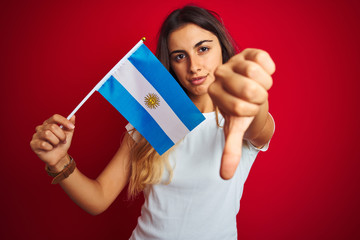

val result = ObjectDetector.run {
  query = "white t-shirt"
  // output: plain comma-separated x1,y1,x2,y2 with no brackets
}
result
128,112,269,240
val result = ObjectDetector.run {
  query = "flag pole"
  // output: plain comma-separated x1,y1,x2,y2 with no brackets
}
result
66,38,146,120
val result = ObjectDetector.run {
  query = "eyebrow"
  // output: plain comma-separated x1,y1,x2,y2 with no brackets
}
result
169,39,213,56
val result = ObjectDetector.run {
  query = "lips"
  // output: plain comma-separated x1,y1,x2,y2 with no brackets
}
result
190,75,208,85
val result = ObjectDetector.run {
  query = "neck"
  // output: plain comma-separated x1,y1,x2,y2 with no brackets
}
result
190,94,214,113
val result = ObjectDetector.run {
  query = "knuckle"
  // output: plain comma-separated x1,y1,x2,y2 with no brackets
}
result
255,89,269,104
44,130,52,137
214,66,222,77
243,48,259,58
35,125,42,132
52,114,60,121
40,141,48,149
208,82,221,96
231,100,259,117
253,49,268,62
42,132,51,142
232,101,245,116
231,53,243,62
244,62,260,78
243,82,258,100
266,76,274,90
49,124,58,131
208,83,216,96
214,65,229,78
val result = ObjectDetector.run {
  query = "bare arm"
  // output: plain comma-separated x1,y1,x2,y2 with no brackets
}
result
58,134,132,215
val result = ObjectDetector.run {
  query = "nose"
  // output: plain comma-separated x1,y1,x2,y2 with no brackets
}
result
188,55,201,74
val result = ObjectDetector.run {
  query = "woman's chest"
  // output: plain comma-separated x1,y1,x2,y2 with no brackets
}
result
165,123,229,190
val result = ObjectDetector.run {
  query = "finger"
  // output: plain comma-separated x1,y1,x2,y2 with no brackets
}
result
209,82,260,117
34,124,67,146
220,124,244,180
220,116,254,180
40,129,61,146
35,124,43,132
31,130,59,149
241,48,276,76
69,115,76,126
214,65,268,104
30,139,54,152
44,114,75,130
230,60,273,90
42,123,67,142
220,133,243,180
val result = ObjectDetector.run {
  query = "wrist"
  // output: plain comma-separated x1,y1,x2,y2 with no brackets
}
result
47,155,71,173
45,155,76,184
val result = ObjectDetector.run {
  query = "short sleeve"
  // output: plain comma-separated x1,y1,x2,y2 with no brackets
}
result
247,139,270,152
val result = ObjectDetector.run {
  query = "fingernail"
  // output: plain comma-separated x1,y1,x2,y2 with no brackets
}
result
68,123,75,129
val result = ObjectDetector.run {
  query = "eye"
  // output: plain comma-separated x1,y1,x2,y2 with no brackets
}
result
174,53,186,62
199,46,209,53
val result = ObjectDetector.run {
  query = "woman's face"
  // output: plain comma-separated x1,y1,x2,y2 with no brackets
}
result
167,23,223,99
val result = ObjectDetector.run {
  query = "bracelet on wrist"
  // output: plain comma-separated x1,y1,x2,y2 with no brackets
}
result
45,155,76,184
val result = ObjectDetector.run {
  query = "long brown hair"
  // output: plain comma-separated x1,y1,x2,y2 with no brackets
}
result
127,5,238,198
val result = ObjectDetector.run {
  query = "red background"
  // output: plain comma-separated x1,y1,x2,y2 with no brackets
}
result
1,0,360,239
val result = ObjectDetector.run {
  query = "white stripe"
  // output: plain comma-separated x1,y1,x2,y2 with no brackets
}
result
112,59,190,143
67,40,144,120
95,40,144,91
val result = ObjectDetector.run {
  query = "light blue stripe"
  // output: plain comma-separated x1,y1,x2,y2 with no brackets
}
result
98,76,174,155
128,44,205,131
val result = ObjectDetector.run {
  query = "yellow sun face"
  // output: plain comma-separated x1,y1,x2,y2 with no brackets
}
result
144,93,160,109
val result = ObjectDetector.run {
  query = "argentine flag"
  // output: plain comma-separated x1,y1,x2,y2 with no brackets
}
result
68,39,205,155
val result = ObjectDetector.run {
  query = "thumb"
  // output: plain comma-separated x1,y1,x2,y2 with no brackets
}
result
64,115,76,142
220,116,254,180
69,115,76,126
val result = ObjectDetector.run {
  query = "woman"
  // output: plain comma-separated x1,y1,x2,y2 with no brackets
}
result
30,5,275,239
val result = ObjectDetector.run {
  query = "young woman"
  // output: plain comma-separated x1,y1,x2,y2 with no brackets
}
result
30,5,275,239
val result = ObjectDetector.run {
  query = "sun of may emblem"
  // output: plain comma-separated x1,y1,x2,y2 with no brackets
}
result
144,93,160,109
